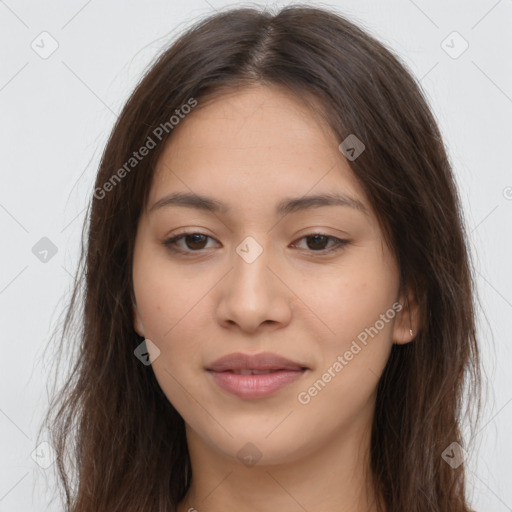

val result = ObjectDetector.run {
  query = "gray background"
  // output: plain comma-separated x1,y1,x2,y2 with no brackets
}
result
0,0,511,510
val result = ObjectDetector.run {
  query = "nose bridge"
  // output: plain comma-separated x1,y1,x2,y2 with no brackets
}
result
216,233,291,331
231,234,273,297
235,234,266,267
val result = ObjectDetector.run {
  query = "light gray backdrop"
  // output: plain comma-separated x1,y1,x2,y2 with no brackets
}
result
0,0,511,510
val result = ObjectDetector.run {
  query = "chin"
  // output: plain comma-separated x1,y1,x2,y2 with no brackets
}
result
196,420,313,467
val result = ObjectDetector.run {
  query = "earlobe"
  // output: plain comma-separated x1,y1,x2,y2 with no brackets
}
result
132,303,145,337
392,290,420,345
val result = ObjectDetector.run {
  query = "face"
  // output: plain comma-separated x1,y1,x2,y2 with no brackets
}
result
132,84,415,466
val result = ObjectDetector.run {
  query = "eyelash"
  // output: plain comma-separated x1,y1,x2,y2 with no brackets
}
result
163,231,350,256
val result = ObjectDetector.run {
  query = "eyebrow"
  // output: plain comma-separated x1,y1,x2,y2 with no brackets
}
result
149,191,368,216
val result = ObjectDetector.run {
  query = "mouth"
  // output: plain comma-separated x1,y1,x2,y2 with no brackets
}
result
218,369,299,375
206,352,309,399
207,368,307,399
206,351,308,373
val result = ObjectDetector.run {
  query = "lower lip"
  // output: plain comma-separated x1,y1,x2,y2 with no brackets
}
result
207,369,306,399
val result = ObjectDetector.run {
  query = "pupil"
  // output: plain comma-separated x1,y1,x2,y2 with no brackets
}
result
308,235,327,250
187,234,206,249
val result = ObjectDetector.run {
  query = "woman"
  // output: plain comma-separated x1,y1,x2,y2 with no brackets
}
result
40,5,482,511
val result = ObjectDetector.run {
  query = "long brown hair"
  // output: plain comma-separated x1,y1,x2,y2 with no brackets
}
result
39,4,482,511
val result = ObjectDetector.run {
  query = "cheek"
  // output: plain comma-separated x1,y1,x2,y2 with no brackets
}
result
136,285,209,368
133,260,209,413
132,248,213,390
133,246,205,341
295,264,398,419
302,247,399,348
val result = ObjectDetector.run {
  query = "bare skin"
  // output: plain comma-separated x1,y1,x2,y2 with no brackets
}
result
132,84,419,512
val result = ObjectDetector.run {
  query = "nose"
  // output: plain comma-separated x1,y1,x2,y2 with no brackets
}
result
214,237,292,334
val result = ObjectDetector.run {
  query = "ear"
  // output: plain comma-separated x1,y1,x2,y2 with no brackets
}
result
392,286,420,345
132,302,145,337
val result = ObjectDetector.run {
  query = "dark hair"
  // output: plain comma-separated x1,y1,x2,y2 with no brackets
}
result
39,4,482,511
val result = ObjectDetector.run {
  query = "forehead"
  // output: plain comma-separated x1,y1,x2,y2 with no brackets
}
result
148,85,371,218
158,85,335,164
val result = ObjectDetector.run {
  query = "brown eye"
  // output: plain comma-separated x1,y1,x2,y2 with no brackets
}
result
163,232,217,254
293,233,350,254
182,233,208,250
305,234,329,251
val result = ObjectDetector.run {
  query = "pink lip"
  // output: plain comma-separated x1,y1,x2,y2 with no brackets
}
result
206,352,308,399
208,369,306,399
206,351,307,372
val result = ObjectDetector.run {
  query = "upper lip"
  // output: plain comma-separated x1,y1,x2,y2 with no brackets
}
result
206,352,308,372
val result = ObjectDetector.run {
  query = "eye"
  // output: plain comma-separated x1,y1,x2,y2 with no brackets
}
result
163,232,218,253
291,233,350,254
163,232,350,255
